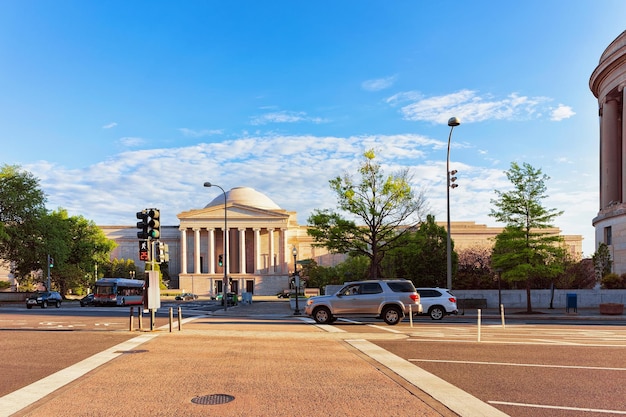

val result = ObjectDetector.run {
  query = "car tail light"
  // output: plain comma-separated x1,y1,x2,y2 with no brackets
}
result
449,297,456,303
410,293,420,303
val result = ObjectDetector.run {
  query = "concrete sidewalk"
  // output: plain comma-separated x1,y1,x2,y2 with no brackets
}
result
3,299,509,417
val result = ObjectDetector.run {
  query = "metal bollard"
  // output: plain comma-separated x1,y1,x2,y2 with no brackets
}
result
169,307,173,332
178,306,182,331
500,304,506,328
409,305,413,327
138,307,143,331
129,307,134,331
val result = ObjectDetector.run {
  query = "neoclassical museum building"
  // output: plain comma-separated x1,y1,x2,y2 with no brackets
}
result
590,30,626,274
98,186,582,296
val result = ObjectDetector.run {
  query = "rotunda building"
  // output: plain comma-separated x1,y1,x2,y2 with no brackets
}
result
590,30,626,273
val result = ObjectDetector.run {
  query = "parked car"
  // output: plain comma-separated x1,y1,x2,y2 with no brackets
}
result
304,279,422,325
415,288,458,320
26,291,62,309
175,293,198,301
80,293,95,307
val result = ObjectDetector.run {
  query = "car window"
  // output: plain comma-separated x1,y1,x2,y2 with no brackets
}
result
340,284,361,296
418,289,441,298
361,283,383,294
387,281,416,293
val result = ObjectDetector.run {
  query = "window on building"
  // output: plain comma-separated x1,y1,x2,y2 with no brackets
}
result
605,226,612,245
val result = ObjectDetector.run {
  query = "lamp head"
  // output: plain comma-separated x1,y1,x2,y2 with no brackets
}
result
292,246,297,256
447,117,460,127
203,182,212,188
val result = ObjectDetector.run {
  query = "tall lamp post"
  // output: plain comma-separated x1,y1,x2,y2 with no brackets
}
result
446,117,461,290
292,246,301,315
204,182,228,311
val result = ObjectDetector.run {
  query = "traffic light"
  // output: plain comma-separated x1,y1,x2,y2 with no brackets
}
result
139,240,149,261
148,209,160,239
449,170,458,189
218,254,223,267
136,211,149,239
48,255,54,268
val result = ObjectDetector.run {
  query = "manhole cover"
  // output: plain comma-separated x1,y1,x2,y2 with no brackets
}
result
191,394,235,405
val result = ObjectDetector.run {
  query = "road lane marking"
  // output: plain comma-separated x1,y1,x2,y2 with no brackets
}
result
489,400,626,414
0,332,159,417
347,339,508,417
410,358,626,371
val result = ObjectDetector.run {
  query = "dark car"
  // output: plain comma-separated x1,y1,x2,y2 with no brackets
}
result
26,291,62,309
80,293,95,307
175,293,198,301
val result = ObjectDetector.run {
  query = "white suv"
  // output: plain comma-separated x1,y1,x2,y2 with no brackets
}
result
304,279,422,325
415,288,458,320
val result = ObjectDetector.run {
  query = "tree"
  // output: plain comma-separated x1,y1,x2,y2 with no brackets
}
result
44,209,116,295
307,149,428,279
455,246,494,289
489,162,566,313
382,214,451,287
0,164,47,278
592,242,612,285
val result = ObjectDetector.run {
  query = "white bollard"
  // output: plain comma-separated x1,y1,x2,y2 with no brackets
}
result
409,305,413,327
500,304,506,328
477,309,482,342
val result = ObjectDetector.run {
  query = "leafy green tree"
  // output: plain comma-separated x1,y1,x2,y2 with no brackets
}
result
489,162,566,312
0,164,47,278
307,149,428,279
47,209,116,295
382,214,451,287
592,242,612,285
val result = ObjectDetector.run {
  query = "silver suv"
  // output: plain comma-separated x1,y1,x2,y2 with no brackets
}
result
415,288,458,320
304,279,422,325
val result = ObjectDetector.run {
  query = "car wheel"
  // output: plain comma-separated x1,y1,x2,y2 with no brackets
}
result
429,306,445,320
55,301,61,308
313,307,332,324
383,306,402,325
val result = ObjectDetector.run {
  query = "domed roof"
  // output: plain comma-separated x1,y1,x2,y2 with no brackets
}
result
205,187,282,210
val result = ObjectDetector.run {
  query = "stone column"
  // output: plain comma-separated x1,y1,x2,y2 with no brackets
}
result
193,228,201,274
180,228,187,274
208,228,215,274
239,228,246,274
253,228,261,272
268,228,275,272
281,228,288,274
601,96,620,208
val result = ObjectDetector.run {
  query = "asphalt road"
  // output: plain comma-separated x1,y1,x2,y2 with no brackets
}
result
2,302,626,416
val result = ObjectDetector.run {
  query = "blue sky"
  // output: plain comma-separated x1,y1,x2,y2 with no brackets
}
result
1,1,625,256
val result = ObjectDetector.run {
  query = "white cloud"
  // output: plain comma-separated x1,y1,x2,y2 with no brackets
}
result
178,128,223,138
25,131,596,256
249,111,328,126
550,104,576,121
362,75,397,92
102,122,117,129
118,137,146,147
387,89,557,124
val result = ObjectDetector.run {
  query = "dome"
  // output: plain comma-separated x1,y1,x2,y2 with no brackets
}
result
204,187,282,210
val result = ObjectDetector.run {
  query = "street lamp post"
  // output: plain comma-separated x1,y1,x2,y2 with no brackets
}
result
446,117,460,290
292,246,301,315
204,182,228,311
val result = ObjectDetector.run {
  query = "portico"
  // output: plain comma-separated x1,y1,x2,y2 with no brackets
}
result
176,187,296,296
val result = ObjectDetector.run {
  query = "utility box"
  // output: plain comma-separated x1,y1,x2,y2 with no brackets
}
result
566,293,577,313
144,270,161,310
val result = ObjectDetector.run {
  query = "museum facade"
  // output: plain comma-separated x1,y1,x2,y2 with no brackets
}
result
100,186,582,296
